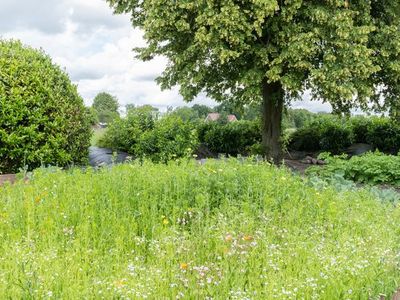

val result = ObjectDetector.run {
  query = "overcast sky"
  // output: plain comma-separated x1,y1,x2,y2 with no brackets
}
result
0,0,331,112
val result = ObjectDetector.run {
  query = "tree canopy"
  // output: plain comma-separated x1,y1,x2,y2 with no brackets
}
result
107,0,400,161
92,92,120,123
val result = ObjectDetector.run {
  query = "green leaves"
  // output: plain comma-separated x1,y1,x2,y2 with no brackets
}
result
307,151,400,186
0,40,91,173
106,0,400,113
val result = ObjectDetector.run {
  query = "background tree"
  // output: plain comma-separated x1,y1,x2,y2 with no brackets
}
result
92,92,120,123
106,1,400,163
170,106,200,122
85,107,99,126
125,103,136,113
191,104,212,119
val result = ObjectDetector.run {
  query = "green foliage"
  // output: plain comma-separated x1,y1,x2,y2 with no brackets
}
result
365,117,400,153
100,107,197,162
135,115,198,163
289,127,322,152
191,104,213,119
290,115,400,153
92,92,119,123
1,160,400,298
107,0,400,118
85,107,99,126
319,122,354,153
307,151,400,186
170,106,201,122
0,39,91,173
350,116,370,143
99,105,155,153
283,108,317,129
289,115,353,153
198,120,261,156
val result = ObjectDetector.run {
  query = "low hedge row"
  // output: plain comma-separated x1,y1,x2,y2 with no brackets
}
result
289,116,400,154
197,121,261,156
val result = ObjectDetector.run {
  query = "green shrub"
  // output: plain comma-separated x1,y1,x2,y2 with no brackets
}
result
289,116,353,153
0,40,91,173
366,117,400,153
289,127,322,151
98,106,155,153
100,110,197,162
307,151,400,186
198,120,261,156
350,116,370,143
135,115,198,163
319,122,354,153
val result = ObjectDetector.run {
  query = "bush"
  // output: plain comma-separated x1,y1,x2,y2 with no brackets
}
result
98,106,155,153
99,110,197,162
366,117,400,153
350,116,370,143
0,40,91,173
319,122,353,153
289,127,321,151
135,115,198,163
198,120,261,156
289,116,353,153
307,151,400,186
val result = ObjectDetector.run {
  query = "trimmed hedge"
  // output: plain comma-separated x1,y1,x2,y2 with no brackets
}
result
289,116,353,153
198,120,261,156
0,40,91,173
289,115,400,154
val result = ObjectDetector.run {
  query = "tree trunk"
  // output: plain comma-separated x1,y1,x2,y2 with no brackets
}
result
261,79,284,164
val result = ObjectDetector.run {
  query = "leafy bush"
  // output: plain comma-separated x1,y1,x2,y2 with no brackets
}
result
289,127,322,151
135,115,198,163
365,117,400,153
99,106,155,153
289,116,354,153
291,115,400,154
92,92,120,123
100,109,197,162
350,116,370,143
198,120,261,156
319,122,354,153
307,151,400,186
0,40,91,173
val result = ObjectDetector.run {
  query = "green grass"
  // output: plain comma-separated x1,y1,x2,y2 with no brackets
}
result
0,159,400,299
91,128,106,146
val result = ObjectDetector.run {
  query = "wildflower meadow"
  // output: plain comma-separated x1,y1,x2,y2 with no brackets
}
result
0,159,399,299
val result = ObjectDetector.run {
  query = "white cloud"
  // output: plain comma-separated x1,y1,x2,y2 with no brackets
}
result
0,0,329,112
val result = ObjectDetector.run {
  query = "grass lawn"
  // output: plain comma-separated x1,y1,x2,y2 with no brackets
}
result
0,159,399,299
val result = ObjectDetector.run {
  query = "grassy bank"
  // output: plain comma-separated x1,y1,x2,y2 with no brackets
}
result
0,160,399,299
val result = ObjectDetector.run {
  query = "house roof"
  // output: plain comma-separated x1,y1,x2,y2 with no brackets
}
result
205,113,238,122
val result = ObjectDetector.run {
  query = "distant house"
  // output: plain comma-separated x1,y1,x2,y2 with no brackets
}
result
205,113,238,122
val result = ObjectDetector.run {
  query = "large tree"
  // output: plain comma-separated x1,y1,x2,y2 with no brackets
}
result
92,92,120,123
106,0,400,163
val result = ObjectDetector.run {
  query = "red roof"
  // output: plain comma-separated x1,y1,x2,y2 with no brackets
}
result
205,113,238,122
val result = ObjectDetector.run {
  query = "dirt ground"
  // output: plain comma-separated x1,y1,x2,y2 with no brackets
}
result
284,159,313,174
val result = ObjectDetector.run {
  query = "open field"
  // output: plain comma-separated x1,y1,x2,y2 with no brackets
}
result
0,160,400,299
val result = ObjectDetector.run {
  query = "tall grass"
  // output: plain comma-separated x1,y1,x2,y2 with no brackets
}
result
0,159,399,299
